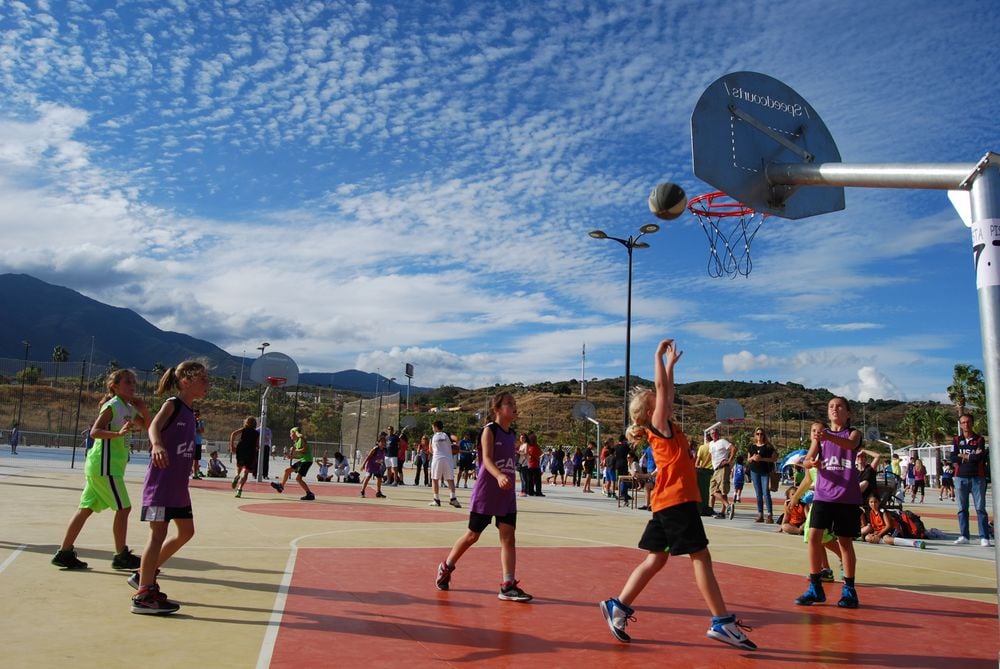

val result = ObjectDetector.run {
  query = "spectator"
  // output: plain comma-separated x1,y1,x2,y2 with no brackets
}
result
614,436,631,501
855,448,882,499
191,409,205,480
911,457,926,503
413,435,431,486
776,486,807,535
332,452,350,482
695,438,715,516
207,451,228,478
951,413,990,546
458,430,476,489
396,429,409,484
570,447,583,486
526,433,543,497
316,457,332,482
940,461,955,501
582,442,597,493
731,455,746,504
707,428,734,520
860,493,901,545
9,423,20,455
747,427,777,523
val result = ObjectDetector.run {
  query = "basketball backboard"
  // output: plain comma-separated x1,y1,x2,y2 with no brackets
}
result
715,398,745,423
692,71,844,219
248,352,299,387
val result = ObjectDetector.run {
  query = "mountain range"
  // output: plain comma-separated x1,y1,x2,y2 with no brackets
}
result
0,273,425,394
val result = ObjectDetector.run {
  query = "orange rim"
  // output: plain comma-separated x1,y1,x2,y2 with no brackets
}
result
687,191,759,218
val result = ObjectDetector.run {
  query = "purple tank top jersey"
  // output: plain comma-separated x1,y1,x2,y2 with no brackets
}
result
469,423,517,517
814,427,862,505
143,397,195,508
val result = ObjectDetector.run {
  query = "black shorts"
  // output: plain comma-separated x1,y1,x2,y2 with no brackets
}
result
468,511,517,533
638,501,709,556
140,505,194,522
293,461,313,477
458,454,475,471
942,478,954,489
193,443,203,460
809,500,862,538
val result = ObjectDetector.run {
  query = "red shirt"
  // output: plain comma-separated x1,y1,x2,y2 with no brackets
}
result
527,444,541,468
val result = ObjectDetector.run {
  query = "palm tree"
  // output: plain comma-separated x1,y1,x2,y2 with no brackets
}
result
51,345,69,388
948,364,983,418
898,407,923,450
920,405,952,446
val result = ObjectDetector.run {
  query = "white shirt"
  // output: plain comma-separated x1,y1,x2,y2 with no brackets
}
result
709,438,733,469
431,431,452,460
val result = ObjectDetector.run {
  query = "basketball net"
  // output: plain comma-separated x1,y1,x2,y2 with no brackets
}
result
688,191,767,278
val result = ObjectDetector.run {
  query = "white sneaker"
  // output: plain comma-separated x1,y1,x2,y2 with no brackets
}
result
954,536,969,545
981,538,991,547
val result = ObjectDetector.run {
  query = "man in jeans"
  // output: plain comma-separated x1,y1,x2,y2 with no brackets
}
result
951,413,991,546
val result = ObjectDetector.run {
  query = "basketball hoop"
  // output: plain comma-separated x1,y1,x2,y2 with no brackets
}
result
688,191,767,278
266,376,287,388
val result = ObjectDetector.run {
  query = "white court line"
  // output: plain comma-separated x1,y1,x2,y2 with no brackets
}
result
255,542,298,669
0,545,26,575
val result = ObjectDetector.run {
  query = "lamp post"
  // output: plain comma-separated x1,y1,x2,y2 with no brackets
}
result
588,223,660,432
15,340,30,432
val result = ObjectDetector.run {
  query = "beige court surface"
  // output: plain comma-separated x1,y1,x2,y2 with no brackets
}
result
2,448,997,668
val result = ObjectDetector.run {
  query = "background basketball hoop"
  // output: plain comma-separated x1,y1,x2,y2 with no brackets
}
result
688,191,767,279
266,376,287,388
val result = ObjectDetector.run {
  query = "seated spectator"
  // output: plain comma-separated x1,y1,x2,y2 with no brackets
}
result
333,452,350,482
860,493,901,545
316,457,333,482
207,451,228,478
777,486,807,534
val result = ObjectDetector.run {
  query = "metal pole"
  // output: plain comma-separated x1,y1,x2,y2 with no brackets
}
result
766,162,974,190
15,340,30,431
624,245,634,434
70,361,86,469
966,164,1000,615
256,386,270,482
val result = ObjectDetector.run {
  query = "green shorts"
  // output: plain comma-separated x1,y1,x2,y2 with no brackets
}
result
79,474,131,512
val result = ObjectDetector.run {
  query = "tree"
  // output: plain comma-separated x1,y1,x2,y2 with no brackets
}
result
51,345,69,387
948,364,984,418
16,366,42,385
920,405,953,446
898,408,923,449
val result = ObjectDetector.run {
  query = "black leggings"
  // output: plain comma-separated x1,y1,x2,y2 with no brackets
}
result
414,456,430,485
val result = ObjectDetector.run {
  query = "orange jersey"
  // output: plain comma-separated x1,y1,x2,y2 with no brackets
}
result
867,507,895,534
784,500,806,526
647,423,701,512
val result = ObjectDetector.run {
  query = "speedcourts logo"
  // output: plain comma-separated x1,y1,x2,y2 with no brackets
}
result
724,82,810,119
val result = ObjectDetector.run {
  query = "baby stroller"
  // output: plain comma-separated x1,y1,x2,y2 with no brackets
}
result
878,469,905,513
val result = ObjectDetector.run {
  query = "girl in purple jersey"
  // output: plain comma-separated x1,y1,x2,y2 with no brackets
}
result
434,391,531,602
796,396,863,610
131,361,210,615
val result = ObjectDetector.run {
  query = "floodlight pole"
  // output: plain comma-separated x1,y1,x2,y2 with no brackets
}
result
766,153,1000,608
589,224,660,433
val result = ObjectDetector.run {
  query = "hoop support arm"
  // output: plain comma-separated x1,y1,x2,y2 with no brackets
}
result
766,162,977,190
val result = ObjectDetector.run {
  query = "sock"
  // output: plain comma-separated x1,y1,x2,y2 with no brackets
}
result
809,573,822,586
434,495,440,501
503,574,514,584
844,577,855,588
711,614,735,624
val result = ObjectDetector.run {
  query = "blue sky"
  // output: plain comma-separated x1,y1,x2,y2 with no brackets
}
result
1,0,997,400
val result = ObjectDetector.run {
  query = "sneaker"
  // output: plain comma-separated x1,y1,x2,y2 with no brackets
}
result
435,562,454,590
713,512,726,519
359,490,366,498
429,499,441,506
131,585,180,615
111,546,141,571
599,598,635,642
707,615,757,650
270,482,284,494
954,536,970,545
51,548,88,570
127,568,161,590
375,492,386,498
837,584,859,609
981,538,991,547
301,492,315,501
498,580,532,602
726,504,735,520
234,489,242,498
819,568,835,582
449,498,462,509
794,583,826,605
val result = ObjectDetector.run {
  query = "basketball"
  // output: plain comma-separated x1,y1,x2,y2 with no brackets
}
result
648,182,687,220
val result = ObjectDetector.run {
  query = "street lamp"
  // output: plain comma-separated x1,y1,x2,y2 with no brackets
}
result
589,223,660,432
16,340,31,432
257,342,270,357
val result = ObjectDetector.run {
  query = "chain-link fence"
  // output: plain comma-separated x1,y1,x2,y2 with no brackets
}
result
341,392,400,470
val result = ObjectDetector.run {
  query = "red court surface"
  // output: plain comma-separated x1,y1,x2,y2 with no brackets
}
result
269,546,998,669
